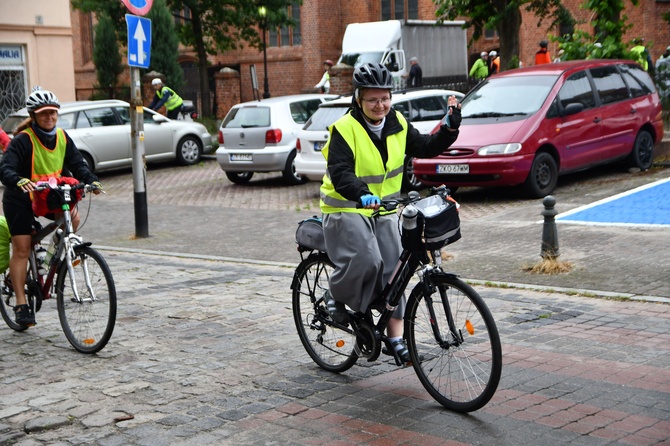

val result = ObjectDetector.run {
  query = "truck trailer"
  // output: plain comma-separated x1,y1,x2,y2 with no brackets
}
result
337,20,468,90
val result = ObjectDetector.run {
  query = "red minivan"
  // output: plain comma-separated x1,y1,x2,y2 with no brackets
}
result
413,60,664,197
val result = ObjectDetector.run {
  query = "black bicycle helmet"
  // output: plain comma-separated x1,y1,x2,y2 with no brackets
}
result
26,88,60,112
352,63,394,90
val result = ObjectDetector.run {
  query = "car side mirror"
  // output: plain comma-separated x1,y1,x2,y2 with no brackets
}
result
562,102,584,117
152,114,169,123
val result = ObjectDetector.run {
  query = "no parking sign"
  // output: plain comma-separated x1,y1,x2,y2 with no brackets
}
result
121,0,153,16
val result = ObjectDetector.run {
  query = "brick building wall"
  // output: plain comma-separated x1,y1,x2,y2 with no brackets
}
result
70,0,670,118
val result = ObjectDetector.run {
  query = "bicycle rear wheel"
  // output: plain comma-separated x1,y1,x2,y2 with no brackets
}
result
406,274,502,412
56,246,116,353
292,253,358,372
0,273,27,331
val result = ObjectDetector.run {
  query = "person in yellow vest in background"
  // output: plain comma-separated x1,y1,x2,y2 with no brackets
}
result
630,38,651,71
0,88,102,327
319,62,461,364
469,52,489,81
149,78,184,119
315,60,334,93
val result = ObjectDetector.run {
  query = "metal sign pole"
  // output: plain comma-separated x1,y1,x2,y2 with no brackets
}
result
129,67,149,238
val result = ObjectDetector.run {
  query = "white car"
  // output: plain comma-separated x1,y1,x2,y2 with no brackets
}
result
294,89,464,190
216,94,338,185
1,99,213,173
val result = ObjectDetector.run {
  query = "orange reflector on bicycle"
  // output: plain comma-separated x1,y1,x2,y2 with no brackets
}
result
336,340,345,348
83,338,95,345
72,259,81,267
465,320,474,335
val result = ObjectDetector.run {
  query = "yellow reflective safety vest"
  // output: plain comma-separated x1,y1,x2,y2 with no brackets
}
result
320,111,407,216
157,86,184,111
22,127,66,181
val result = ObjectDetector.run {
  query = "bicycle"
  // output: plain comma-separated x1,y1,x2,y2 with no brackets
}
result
291,186,502,412
0,180,117,354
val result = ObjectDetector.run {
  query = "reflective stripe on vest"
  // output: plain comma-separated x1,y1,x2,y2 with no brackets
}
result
320,111,407,216
23,128,66,181
157,86,184,111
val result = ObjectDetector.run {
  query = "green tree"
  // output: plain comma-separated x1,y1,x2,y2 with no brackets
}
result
146,0,184,92
555,0,639,62
433,0,567,72
171,0,300,116
93,13,123,99
73,0,300,117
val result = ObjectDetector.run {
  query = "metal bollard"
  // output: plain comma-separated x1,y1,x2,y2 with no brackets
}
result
541,195,559,259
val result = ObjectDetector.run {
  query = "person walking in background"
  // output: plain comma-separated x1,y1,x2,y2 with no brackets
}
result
535,40,551,65
656,46,670,71
630,38,651,72
148,78,184,120
469,52,489,81
488,51,500,76
406,57,423,87
315,60,334,94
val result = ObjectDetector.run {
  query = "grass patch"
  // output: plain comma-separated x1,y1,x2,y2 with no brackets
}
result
523,257,573,275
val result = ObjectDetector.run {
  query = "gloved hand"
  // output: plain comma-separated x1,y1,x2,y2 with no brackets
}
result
17,178,31,188
91,181,104,195
447,105,461,130
360,194,381,208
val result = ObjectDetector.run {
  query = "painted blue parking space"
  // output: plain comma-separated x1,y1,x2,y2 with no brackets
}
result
556,177,670,227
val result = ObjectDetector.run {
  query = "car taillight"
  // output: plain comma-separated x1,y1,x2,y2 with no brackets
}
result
218,130,224,144
296,139,302,153
265,129,282,144
191,111,198,119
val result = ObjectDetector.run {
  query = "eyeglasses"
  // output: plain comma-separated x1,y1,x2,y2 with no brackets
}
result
362,97,391,106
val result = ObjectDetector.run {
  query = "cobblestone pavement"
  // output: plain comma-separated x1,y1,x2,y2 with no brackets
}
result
0,252,668,445
0,157,669,445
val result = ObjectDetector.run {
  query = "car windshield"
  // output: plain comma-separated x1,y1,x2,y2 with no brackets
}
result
338,52,385,68
222,107,270,128
462,75,559,118
303,106,350,131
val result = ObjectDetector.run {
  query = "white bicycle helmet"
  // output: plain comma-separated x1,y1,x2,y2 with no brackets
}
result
26,89,60,113
151,78,163,86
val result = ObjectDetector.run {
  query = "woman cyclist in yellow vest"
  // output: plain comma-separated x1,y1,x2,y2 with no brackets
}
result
320,62,461,363
149,78,184,119
0,88,102,327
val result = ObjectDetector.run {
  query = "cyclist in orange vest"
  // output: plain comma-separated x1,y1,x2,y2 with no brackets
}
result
0,88,102,327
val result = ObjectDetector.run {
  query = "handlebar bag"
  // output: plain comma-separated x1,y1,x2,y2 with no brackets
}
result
295,216,326,252
32,176,84,217
415,194,461,250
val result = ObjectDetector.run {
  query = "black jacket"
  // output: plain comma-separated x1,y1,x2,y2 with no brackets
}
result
0,125,98,204
326,106,458,202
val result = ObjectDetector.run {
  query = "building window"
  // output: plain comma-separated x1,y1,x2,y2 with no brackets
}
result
381,0,418,20
82,13,94,64
268,3,301,47
484,26,498,39
173,6,192,27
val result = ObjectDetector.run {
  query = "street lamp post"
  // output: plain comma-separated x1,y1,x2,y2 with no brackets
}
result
259,5,270,99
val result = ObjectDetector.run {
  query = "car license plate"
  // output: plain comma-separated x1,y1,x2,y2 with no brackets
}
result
314,141,326,151
230,154,252,162
437,164,469,174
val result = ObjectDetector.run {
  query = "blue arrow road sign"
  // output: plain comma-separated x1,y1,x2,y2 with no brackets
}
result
126,14,151,69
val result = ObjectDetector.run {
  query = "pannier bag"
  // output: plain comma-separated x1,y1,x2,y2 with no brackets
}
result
295,216,326,252
32,176,84,217
411,194,461,250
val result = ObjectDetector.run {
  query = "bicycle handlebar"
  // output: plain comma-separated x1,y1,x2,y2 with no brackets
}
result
33,182,103,194
371,185,453,216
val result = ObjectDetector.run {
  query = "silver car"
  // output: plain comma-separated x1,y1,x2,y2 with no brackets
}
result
216,94,338,185
1,99,213,173
295,89,465,190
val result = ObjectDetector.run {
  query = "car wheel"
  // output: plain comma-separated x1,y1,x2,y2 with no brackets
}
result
225,171,254,184
176,136,202,166
524,152,557,198
81,152,95,173
627,130,654,170
402,156,424,191
283,150,307,185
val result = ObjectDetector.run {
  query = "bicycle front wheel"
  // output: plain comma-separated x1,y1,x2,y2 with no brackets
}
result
0,273,28,332
292,253,358,372
56,246,116,353
406,274,502,412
